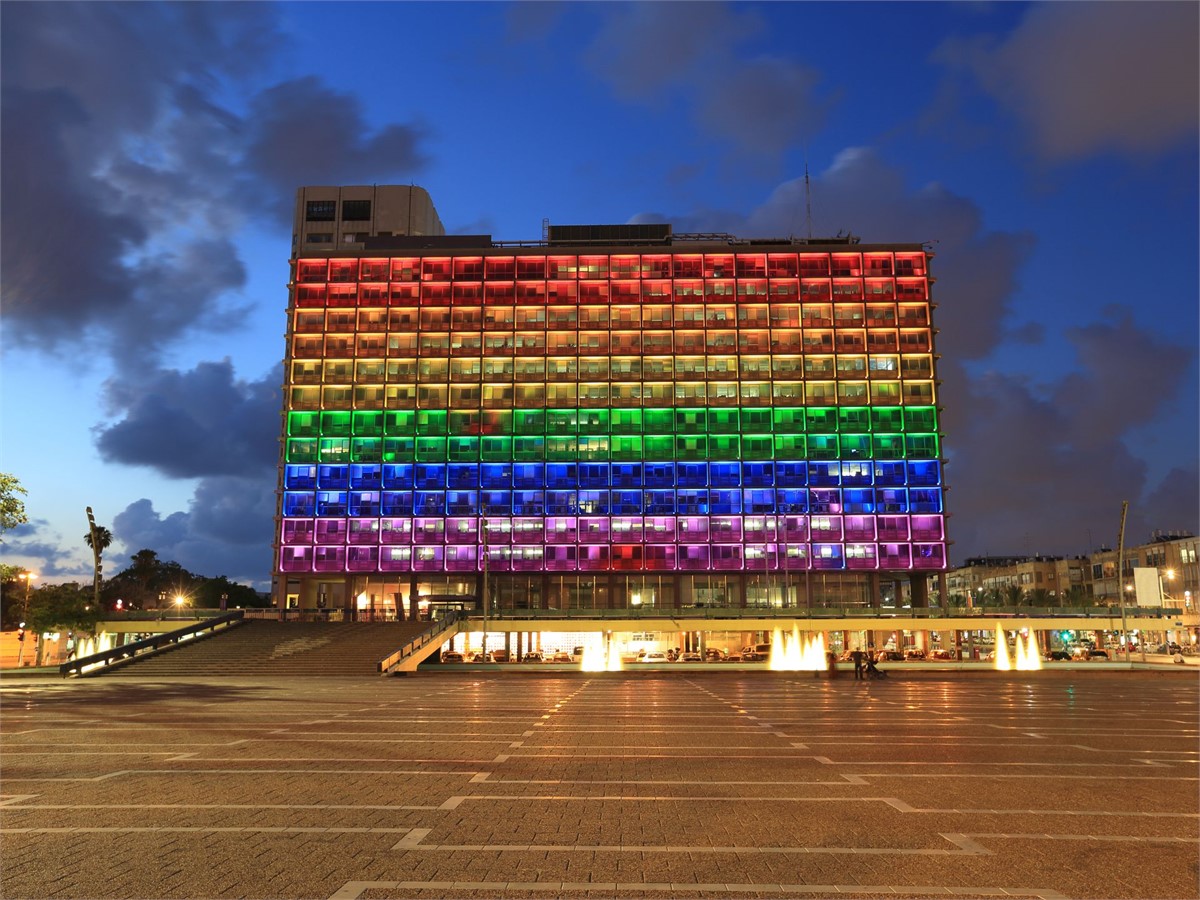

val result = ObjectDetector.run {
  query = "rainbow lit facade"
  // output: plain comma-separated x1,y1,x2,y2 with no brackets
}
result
274,237,946,605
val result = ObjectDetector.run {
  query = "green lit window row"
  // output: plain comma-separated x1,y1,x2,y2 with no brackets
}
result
287,406,939,439
285,433,940,464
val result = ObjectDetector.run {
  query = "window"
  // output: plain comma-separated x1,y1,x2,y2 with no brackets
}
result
305,233,333,244
306,200,336,221
342,199,371,221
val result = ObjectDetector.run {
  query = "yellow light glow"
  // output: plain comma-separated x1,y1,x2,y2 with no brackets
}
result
581,639,623,672
993,627,1012,670
768,625,827,671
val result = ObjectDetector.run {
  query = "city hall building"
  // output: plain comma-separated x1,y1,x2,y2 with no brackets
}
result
272,186,947,622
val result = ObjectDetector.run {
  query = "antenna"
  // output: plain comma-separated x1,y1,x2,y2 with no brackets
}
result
804,156,813,240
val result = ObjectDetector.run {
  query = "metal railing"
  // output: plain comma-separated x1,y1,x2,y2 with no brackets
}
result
60,611,245,678
377,611,460,675
461,604,1188,621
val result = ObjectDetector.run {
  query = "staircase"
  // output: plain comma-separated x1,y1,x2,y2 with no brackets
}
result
101,620,449,677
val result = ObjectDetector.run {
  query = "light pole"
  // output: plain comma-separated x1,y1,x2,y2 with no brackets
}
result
16,572,36,666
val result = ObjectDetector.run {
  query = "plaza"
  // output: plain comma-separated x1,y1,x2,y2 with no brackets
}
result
1,670,1196,900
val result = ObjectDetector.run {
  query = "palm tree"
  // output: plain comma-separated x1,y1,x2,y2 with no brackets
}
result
1027,587,1053,609
1002,584,1026,608
84,508,113,610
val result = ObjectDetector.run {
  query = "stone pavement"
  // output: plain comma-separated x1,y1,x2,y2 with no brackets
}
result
1,670,1196,900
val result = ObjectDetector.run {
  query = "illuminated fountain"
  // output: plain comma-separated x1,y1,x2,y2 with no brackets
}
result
581,638,623,672
1014,629,1043,671
993,627,1043,671
769,625,827,671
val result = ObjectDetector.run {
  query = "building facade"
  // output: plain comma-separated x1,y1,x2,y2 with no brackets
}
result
272,189,948,616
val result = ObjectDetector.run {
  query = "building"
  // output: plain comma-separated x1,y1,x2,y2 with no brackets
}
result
272,187,948,619
943,555,1088,605
1085,530,1198,610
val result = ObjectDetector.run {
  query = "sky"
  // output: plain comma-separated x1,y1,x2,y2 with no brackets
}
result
1,1,1197,590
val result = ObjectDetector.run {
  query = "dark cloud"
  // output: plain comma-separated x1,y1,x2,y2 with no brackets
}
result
96,361,281,479
0,5,430,353
112,477,275,587
241,77,429,220
584,3,822,158
504,1,566,43
939,3,1199,160
0,520,83,579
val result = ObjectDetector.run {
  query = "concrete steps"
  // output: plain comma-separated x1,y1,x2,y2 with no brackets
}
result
101,620,441,676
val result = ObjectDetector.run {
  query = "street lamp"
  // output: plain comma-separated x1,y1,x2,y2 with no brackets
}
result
16,572,36,666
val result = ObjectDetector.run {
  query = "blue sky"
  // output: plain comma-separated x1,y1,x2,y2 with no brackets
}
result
2,1,1196,588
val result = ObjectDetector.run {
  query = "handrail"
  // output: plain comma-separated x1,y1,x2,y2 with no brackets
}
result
60,611,245,678
378,611,459,675
457,604,1190,621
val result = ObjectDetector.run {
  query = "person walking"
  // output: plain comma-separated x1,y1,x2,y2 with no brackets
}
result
865,653,886,679
850,648,865,680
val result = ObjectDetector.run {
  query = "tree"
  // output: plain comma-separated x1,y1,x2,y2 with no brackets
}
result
1027,588,1054,608
0,472,28,538
1002,585,1026,607
84,508,112,610
1062,585,1090,607
24,582,100,666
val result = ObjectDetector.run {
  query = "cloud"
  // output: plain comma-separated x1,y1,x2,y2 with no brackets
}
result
583,3,823,158
0,519,86,579
95,361,281,479
940,3,1199,159
113,478,276,588
0,5,430,355
241,77,429,221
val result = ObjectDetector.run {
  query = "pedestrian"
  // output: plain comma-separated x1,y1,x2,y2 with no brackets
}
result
850,648,865,680
865,654,886,679
826,650,838,678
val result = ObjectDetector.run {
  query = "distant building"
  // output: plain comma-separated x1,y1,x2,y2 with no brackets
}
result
273,187,948,616
937,531,1197,612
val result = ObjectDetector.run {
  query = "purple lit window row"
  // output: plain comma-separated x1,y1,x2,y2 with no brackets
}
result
280,514,945,546
279,542,946,574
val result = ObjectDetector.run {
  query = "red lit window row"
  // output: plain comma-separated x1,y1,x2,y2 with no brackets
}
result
295,252,928,285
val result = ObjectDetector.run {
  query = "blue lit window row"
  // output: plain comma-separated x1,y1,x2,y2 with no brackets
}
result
282,486,943,518
284,460,941,491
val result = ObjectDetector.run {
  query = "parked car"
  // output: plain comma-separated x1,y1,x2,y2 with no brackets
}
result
704,648,725,662
723,650,743,662
741,643,771,662
678,651,702,663
1085,649,1110,661
572,646,586,662
928,648,955,660
440,650,464,664
904,648,927,660
642,650,669,663
550,650,572,663
522,651,544,663
877,650,905,662
488,649,509,663
1046,650,1072,661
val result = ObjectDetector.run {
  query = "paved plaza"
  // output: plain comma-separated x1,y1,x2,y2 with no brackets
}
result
1,670,1196,900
